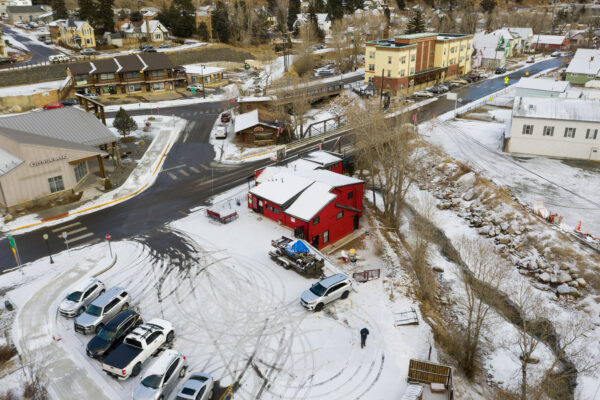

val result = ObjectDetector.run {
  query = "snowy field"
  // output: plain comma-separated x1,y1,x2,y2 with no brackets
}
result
427,111,600,237
2,185,438,400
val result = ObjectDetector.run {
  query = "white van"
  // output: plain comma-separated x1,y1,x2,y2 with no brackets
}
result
49,54,70,63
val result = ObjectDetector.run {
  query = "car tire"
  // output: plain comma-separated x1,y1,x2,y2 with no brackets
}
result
166,331,174,344
95,324,103,334
341,291,349,300
121,303,129,311
314,303,324,312
179,366,187,379
209,389,214,398
132,363,142,377
99,289,105,296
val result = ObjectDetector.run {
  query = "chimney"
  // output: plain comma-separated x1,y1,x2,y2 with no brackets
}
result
145,18,151,41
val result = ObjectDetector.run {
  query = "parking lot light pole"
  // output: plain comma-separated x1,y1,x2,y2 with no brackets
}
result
201,64,206,99
42,233,54,264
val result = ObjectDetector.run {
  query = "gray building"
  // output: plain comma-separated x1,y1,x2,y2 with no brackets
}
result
6,5,48,22
514,77,570,98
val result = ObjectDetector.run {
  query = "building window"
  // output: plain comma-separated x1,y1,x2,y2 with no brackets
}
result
74,74,88,85
459,57,463,62
323,230,330,244
155,33,161,40
443,48,447,55
410,68,414,74
74,161,88,182
387,70,391,77
153,82,165,90
151,70,164,77
451,47,455,53
128,83,142,92
48,176,64,193
348,191,353,199
410,55,415,61
85,38,92,45
100,73,115,80
388,56,392,64
522,124,533,135
400,70,405,77
564,127,576,138
126,71,140,78
369,52,375,59
586,129,598,139
368,64,375,71
336,211,344,220
313,216,319,225
368,77,374,84
543,126,554,136
401,56,406,64
265,204,280,214
400,83,404,89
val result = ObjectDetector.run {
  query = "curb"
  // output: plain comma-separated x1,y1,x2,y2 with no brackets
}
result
92,254,118,278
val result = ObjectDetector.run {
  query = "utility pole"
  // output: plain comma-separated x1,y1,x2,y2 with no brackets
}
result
550,0,557,35
379,68,384,108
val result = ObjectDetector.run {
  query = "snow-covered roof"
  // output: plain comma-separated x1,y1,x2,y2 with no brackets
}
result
565,48,600,76
0,147,23,177
250,171,314,206
50,19,90,30
514,77,570,93
295,168,362,188
473,29,517,52
508,27,533,40
284,182,336,221
234,109,259,133
183,65,224,76
513,96,600,122
301,150,341,167
532,34,566,45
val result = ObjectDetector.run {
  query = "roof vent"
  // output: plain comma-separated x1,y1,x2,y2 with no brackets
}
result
529,104,535,111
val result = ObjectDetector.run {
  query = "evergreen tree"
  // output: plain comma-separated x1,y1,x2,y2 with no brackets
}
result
480,0,496,13
287,0,300,32
113,108,137,137
172,0,196,37
78,0,96,24
405,9,425,34
130,10,143,22
197,21,209,41
212,1,231,43
309,6,324,41
345,0,363,13
384,7,391,25
327,0,344,21
96,0,115,35
395,0,405,10
52,0,68,19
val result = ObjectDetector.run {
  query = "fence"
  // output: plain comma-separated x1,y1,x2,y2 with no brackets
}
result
206,209,239,224
408,359,453,400
301,115,347,139
352,269,380,283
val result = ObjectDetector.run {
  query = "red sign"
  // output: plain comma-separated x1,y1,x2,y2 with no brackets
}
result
105,234,111,240
231,99,236,103
254,126,264,132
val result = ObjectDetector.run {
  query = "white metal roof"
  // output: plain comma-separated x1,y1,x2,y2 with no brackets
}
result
565,48,600,76
284,182,336,221
234,109,260,133
513,96,600,122
295,168,362,188
301,150,342,167
250,171,314,206
183,65,224,76
532,34,566,45
514,77,570,93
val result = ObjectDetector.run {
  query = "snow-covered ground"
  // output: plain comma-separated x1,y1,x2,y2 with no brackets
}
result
3,184,437,399
427,109,600,237
0,116,186,234
0,79,66,98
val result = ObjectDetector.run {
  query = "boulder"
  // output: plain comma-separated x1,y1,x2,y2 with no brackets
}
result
437,202,452,210
457,172,476,189
4,214,14,222
500,222,509,232
538,272,551,283
462,189,477,201
576,278,587,288
451,198,461,207
497,236,511,245
557,284,571,295
433,266,444,273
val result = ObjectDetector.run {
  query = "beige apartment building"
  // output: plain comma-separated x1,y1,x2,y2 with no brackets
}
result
365,32,474,96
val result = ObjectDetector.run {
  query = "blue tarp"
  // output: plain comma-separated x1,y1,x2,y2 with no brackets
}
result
286,240,310,257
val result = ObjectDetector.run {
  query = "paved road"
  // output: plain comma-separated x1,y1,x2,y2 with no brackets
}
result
0,25,59,67
0,58,562,270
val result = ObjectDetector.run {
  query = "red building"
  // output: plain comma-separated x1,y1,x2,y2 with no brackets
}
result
531,35,569,51
249,152,363,249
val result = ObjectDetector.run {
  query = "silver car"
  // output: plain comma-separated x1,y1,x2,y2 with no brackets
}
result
300,274,353,311
133,349,187,400
58,278,105,318
74,287,130,334
175,372,214,400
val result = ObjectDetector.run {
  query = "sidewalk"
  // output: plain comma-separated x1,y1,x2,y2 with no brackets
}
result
2,116,186,234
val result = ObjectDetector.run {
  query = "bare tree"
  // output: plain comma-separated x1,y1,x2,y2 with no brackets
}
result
456,237,508,377
351,102,422,231
330,19,348,73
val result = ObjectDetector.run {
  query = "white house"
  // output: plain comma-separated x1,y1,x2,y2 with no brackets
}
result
507,96,600,161
294,13,331,35
514,77,570,98
121,20,169,42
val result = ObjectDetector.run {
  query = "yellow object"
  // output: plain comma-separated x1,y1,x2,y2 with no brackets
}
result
349,249,356,256
504,77,509,84
525,71,529,76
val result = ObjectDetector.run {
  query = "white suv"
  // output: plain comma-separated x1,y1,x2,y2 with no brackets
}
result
300,274,352,311
215,125,227,139
59,278,105,318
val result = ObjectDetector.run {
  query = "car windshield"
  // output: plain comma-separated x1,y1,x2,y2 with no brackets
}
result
310,283,327,296
141,374,163,389
66,291,82,302
86,304,103,316
97,327,116,341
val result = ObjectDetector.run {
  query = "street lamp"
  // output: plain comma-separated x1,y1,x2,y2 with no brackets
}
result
42,233,54,264
201,64,206,99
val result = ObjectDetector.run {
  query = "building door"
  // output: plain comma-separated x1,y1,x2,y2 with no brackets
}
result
591,147,600,161
312,235,319,248
353,214,359,230
257,199,263,214
294,226,304,239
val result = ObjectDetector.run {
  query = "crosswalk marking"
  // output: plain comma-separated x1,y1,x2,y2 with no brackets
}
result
189,166,200,173
51,222,80,232
198,164,210,171
168,172,178,180
65,227,87,236
179,169,189,177
66,232,93,244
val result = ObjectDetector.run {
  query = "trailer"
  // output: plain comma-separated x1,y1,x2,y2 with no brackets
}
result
269,236,325,278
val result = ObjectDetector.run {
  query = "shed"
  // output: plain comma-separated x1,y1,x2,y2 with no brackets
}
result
233,108,286,145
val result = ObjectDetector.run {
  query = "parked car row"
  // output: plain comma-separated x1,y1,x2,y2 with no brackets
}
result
58,279,214,399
